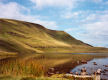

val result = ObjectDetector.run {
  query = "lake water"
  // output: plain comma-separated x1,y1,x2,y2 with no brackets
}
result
71,57,108,79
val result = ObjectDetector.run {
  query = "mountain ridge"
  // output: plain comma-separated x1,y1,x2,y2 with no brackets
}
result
0,18,108,55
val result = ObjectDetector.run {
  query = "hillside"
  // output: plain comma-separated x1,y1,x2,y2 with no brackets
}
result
0,18,108,55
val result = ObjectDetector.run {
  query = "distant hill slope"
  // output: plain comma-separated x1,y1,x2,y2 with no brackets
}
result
0,18,108,55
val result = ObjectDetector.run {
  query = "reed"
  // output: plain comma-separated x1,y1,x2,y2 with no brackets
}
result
0,59,44,77
0,53,101,77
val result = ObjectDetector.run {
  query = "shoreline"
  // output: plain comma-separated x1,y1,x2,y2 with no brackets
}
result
47,55,108,76
47,58,92,76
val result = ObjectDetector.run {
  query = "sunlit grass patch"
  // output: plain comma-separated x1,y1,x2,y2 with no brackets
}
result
0,76,21,80
0,59,44,77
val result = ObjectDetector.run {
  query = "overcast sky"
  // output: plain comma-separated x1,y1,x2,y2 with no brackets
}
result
0,0,108,47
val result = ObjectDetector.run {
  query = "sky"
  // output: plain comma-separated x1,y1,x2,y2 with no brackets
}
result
0,0,108,47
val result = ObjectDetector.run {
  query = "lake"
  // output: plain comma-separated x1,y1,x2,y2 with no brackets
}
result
71,57,108,79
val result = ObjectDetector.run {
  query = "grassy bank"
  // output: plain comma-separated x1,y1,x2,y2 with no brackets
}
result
0,76,68,80
0,53,106,77
0,75,94,80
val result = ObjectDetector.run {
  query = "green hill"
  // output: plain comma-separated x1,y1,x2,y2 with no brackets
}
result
0,18,108,56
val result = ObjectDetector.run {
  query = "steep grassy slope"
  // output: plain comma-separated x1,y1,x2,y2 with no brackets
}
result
0,18,108,55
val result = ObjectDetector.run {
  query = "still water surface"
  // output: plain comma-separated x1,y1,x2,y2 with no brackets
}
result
71,56,108,79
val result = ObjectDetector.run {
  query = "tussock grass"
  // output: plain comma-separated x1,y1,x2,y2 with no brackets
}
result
0,53,102,77
0,59,44,77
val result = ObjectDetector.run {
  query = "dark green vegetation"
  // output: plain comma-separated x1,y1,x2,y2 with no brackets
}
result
0,18,108,80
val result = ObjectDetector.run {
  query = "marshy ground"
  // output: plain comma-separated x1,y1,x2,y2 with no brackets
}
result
0,53,108,80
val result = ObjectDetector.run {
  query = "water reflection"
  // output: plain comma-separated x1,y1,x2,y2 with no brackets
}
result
71,58,108,79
